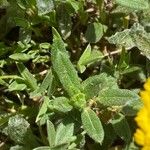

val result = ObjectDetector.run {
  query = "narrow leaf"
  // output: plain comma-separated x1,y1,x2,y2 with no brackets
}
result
36,0,54,15
47,120,56,147
16,63,37,91
115,0,149,10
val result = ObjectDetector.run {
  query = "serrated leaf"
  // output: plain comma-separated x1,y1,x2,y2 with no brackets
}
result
48,97,73,113
17,63,37,91
81,108,104,144
36,0,54,15
55,121,74,145
97,88,140,107
85,22,107,43
47,120,56,147
51,28,81,96
110,113,131,143
115,0,149,10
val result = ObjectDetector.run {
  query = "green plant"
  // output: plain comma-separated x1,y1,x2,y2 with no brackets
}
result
0,0,150,149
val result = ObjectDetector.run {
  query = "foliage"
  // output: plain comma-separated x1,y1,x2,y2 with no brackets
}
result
0,0,149,149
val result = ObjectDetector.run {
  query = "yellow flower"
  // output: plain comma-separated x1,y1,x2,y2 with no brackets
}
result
134,78,150,150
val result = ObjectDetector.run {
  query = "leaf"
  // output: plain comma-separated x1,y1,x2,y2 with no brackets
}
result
106,29,135,49
36,96,49,123
47,120,56,147
130,23,150,60
77,44,104,73
70,92,86,109
48,97,73,113
39,43,51,49
10,145,29,150
31,70,53,98
14,17,30,28
8,80,27,91
97,88,140,107
51,143,69,150
110,113,131,143
55,121,74,145
57,3,72,39
122,98,143,116
0,0,9,8
115,0,149,10
81,108,104,144
33,147,51,150
51,28,81,96
9,53,32,62
16,63,37,91
36,0,54,15
0,113,12,127
85,22,107,43
82,73,118,99
6,115,38,147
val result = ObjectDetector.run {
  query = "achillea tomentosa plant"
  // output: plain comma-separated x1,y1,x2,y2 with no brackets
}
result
0,0,150,149
134,78,150,150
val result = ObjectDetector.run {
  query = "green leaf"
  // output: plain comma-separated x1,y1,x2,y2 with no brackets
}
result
9,53,32,62
130,23,150,60
6,115,38,147
122,98,143,116
97,88,140,107
51,143,69,150
36,96,49,123
47,120,56,147
36,0,54,15
85,22,107,43
57,3,72,39
48,97,73,113
81,108,104,144
110,113,131,143
55,121,74,145
16,63,37,91
8,80,27,91
70,93,86,109
82,73,118,99
39,43,51,49
77,44,104,73
14,17,30,28
10,145,29,150
51,28,81,96
0,0,9,8
33,147,51,150
31,70,53,98
115,0,149,10
0,113,12,127
106,29,135,49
